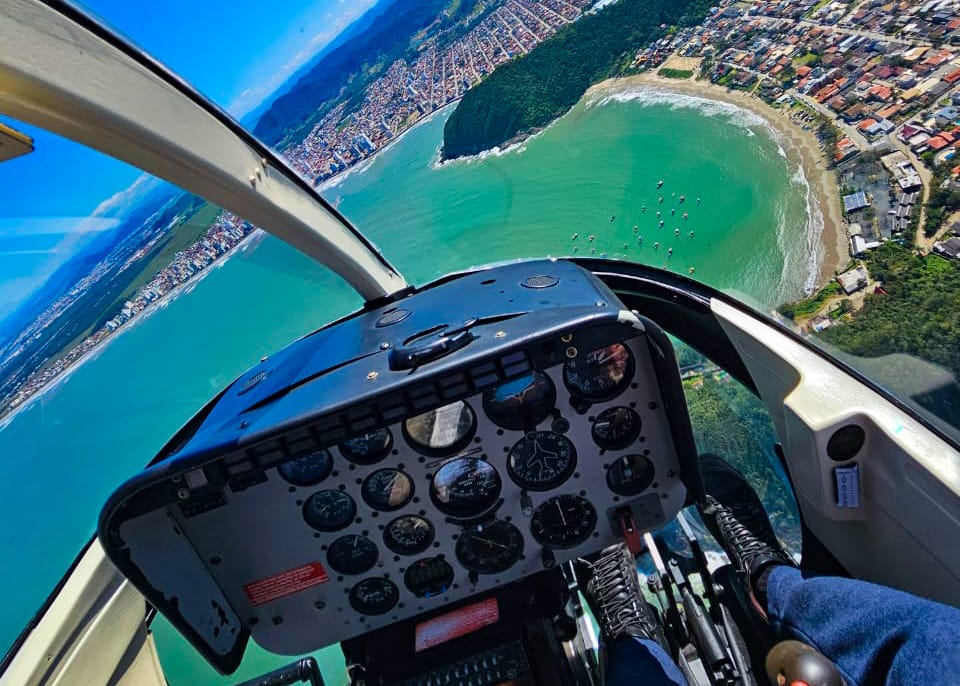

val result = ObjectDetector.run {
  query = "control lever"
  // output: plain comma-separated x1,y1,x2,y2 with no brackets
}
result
668,558,737,684
615,507,643,556
766,641,845,686
231,657,324,686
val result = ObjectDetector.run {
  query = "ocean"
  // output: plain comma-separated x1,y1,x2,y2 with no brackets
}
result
0,91,817,684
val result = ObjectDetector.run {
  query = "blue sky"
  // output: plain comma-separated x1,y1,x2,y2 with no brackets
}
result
0,0,376,321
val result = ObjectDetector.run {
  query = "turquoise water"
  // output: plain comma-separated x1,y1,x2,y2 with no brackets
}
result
0,91,816,684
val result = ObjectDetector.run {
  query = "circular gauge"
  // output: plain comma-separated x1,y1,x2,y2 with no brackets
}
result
456,520,524,574
404,556,454,598
384,515,435,555
563,342,635,401
403,401,476,456
483,372,557,430
531,495,597,549
349,577,399,616
430,458,502,519
302,490,357,532
606,454,656,496
277,449,333,486
327,534,379,575
361,468,414,512
592,406,642,450
339,428,393,465
507,431,577,491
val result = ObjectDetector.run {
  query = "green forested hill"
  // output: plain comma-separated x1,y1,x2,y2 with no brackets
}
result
817,243,960,426
441,0,713,159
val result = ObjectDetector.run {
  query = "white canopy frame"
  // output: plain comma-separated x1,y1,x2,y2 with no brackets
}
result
0,0,408,301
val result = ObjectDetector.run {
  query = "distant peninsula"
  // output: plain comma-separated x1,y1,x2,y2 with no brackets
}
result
441,0,713,160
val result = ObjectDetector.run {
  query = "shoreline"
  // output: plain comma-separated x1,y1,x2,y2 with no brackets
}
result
0,229,268,429
585,72,849,288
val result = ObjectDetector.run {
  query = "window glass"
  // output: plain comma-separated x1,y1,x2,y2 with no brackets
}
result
76,0,960,443
0,117,360,667
676,343,801,556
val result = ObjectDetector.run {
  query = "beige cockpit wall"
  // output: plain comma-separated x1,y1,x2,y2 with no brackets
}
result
0,0,407,301
714,299,960,606
0,541,166,686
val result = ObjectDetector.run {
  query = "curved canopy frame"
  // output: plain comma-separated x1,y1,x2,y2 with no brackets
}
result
0,0,408,301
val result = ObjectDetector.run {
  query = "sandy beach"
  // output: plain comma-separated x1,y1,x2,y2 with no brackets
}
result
586,72,850,287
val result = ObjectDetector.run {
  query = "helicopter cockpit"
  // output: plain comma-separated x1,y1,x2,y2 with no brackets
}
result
99,258,695,680
2,3,960,686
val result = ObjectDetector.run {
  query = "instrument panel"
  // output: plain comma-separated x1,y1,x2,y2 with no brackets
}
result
100,259,697,671
149,335,685,654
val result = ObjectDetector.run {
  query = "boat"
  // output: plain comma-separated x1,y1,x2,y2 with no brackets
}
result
659,220,665,227
588,234,596,242
697,197,702,204
671,208,675,215
633,225,638,232
659,196,664,203
679,195,686,203
683,212,689,220
571,232,579,240
656,179,664,188
2,8,959,686
675,228,681,236
689,230,695,237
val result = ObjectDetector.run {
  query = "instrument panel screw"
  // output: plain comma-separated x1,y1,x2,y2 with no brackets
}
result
495,331,507,339
176,487,191,501
367,371,379,380
561,334,573,343
379,342,390,350
565,346,578,359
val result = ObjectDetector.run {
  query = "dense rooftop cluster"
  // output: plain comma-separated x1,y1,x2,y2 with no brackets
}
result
285,0,591,182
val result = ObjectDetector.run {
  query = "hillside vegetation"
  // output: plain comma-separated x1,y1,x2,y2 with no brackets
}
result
441,0,713,159
816,242,960,426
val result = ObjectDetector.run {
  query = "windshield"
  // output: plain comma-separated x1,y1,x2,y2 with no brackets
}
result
3,0,960,682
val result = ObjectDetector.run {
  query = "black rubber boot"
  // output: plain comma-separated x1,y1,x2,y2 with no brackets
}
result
698,454,796,619
577,543,668,649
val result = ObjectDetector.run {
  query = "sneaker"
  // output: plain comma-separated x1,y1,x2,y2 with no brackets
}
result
698,454,795,617
577,543,667,648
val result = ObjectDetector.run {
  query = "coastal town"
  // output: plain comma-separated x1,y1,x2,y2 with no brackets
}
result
286,0,593,181
5,0,960,415
633,0,960,329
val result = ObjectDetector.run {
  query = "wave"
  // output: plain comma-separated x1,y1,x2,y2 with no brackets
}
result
770,161,824,299
585,86,773,134
431,116,560,170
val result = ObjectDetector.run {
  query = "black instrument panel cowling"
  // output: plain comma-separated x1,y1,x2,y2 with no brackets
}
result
98,259,697,673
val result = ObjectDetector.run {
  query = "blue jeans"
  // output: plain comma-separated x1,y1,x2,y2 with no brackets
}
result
605,566,960,686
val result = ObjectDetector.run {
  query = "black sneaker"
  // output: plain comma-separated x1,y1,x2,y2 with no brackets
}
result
577,543,667,647
698,454,795,617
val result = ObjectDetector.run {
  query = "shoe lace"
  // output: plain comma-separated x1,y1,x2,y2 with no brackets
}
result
711,499,788,568
586,550,653,637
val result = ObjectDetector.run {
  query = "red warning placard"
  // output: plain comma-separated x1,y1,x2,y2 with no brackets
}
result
415,598,500,652
243,562,329,606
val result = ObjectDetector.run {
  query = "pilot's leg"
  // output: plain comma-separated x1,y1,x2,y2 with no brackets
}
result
765,566,960,686
578,544,688,686
701,453,960,686
604,636,688,686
